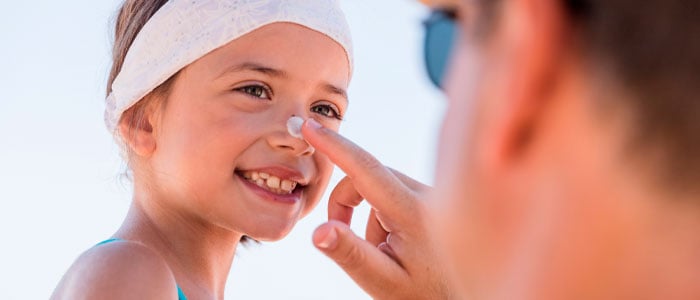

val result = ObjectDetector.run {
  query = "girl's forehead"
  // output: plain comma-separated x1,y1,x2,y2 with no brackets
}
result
198,24,350,81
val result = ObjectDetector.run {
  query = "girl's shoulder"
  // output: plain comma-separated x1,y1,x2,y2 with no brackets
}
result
51,239,179,300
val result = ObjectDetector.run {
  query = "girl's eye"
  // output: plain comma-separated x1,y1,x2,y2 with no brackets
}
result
235,84,271,99
311,103,342,120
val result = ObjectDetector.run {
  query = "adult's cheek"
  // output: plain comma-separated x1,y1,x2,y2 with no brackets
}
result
431,34,488,297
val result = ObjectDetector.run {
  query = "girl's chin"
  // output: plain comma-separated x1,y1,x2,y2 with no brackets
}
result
246,230,293,242
240,219,299,242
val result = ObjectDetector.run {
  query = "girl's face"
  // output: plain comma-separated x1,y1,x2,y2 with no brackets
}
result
144,23,350,241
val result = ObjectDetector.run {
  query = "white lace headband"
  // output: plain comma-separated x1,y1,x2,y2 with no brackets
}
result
105,0,353,133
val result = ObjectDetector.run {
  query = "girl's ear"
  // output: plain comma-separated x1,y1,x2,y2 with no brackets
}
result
118,104,157,157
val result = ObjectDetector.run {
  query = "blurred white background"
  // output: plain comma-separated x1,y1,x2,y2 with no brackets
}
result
0,1,445,299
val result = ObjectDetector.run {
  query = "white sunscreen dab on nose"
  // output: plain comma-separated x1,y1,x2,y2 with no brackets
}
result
287,116,304,139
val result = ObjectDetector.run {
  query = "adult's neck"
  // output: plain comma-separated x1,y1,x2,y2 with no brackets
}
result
115,191,241,299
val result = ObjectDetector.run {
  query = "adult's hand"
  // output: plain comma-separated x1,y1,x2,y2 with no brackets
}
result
302,119,454,300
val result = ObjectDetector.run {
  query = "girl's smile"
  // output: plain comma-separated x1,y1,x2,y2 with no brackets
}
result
235,166,310,204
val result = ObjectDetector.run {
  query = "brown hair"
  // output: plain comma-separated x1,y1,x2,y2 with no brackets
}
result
108,0,177,143
574,0,700,189
479,0,700,189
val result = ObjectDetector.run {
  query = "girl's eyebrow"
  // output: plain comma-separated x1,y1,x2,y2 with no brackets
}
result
217,62,288,79
323,83,348,102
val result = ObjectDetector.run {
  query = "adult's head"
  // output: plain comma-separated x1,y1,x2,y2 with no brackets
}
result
425,0,700,298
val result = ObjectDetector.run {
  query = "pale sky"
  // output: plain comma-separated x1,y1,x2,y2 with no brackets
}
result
0,1,446,299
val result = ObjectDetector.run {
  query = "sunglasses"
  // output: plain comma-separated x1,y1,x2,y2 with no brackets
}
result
423,10,458,89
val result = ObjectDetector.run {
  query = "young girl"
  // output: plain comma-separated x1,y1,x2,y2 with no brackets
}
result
51,0,352,299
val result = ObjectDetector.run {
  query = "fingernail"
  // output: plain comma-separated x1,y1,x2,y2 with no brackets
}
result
306,118,322,130
317,227,338,249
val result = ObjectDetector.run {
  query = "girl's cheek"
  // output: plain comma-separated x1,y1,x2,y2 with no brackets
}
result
315,154,334,176
301,154,335,217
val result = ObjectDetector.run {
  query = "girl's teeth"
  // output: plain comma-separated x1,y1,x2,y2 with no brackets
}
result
266,176,281,189
241,171,300,195
280,179,295,192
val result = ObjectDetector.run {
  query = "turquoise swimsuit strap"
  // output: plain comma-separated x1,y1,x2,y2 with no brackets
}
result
96,239,188,300
176,286,187,300
96,238,121,246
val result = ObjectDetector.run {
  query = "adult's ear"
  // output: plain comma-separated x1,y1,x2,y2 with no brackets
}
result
118,102,158,157
481,0,571,165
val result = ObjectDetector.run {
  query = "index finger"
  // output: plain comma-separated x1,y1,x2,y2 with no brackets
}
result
302,119,417,218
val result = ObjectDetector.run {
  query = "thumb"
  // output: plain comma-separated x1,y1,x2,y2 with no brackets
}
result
313,221,407,298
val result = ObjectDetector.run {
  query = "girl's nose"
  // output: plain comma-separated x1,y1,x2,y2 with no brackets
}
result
266,115,314,156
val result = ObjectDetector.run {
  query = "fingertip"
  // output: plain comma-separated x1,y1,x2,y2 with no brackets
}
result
302,118,323,132
307,118,322,128
313,223,339,250
301,118,325,144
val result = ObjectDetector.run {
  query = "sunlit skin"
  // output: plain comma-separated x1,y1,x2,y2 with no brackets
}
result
51,23,350,300
431,0,700,299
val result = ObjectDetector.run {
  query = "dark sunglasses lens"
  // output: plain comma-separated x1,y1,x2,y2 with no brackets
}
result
424,12,457,88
